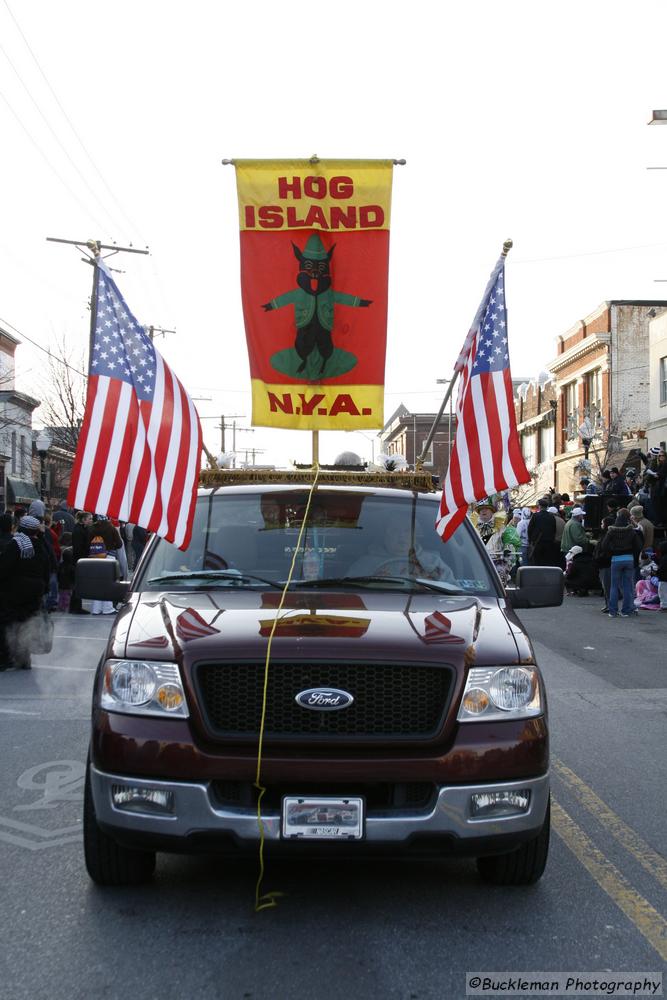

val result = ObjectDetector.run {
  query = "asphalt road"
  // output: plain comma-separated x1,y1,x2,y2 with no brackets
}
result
0,598,665,1000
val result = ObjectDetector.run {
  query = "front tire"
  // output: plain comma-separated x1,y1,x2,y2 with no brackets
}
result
84,762,156,886
476,798,550,886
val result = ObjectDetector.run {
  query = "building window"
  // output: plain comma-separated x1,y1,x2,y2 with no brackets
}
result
420,440,434,465
584,369,602,419
522,431,537,470
11,431,16,473
564,382,578,440
540,424,554,462
661,356,667,406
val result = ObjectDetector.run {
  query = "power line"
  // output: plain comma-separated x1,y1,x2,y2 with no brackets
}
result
0,315,87,377
0,37,126,239
1,0,149,246
0,85,109,232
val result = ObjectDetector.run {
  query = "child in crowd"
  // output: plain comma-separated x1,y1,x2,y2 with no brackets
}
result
57,531,75,611
88,535,117,616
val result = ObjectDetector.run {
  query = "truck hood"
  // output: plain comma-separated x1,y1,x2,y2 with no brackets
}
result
112,589,525,668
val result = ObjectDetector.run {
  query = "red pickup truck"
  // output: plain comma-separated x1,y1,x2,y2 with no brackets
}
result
77,476,562,888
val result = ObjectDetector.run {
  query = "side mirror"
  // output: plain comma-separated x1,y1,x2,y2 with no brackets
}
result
506,566,564,609
75,558,131,604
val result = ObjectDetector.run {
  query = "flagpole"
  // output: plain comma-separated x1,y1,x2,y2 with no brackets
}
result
415,239,513,471
87,241,102,360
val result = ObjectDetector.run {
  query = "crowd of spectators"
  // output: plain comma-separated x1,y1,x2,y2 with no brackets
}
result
0,501,149,670
469,446,667,616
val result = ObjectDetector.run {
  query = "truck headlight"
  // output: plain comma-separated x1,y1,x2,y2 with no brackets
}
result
458,666,541,722
101,660,189,718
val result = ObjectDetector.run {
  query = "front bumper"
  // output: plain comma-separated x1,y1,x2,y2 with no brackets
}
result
90,765,549,854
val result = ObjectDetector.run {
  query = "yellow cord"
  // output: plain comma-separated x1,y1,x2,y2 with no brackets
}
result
254,464,320,911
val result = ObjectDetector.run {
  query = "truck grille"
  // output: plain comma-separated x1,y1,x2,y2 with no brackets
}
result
194,661,453,741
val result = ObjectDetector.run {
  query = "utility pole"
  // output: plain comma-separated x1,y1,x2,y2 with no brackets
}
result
148,325,176,342
217,414,245,452
47,237,149,360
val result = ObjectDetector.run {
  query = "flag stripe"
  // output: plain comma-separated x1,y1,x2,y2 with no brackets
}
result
174,394,202,549
462,386,485,500
127,401,152,525
67,375,99,510
96,381,133,514
157,368,182,539
108,393,139,520
137,355,168,530
84,377,124,514
72,375,109,509
471,373,495,497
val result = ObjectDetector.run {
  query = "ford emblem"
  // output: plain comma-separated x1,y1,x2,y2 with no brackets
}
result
295,687,354,711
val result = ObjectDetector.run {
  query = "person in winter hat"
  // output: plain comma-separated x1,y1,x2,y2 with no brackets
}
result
517,508,532,566
560,507,588,554
28,499,46,520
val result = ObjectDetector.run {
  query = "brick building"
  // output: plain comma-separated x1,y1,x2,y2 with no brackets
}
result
379,403,455,475
514,374,558,502
547,301,667,493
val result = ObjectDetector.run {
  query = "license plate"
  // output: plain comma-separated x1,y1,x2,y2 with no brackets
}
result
281,796,364,840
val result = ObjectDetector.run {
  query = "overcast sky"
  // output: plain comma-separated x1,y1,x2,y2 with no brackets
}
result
2,0,667,466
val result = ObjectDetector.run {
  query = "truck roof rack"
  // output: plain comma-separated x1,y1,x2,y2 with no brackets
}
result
199,468,437,492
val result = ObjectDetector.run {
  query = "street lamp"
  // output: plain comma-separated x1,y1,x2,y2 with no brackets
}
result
35,431,52,502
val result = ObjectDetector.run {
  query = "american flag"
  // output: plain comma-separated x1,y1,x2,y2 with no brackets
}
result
421,612,466,645
175,608,221,641
435,257,530,541
68,261,202,550
129,635,170,649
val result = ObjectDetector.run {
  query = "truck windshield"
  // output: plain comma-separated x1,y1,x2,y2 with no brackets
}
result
139,490,497,595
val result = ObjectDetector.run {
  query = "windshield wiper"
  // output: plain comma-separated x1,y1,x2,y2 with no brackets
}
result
291,575,467,594
146,570,282,589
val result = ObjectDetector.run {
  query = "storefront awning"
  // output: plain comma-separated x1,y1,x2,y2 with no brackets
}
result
6,476,40,504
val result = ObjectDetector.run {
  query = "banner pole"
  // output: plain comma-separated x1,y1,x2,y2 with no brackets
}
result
312,430,319,467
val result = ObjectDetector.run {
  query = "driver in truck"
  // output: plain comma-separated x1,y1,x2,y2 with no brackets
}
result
347,517,456,582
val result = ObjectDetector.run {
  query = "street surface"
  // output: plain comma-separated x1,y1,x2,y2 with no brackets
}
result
0,598,665,1000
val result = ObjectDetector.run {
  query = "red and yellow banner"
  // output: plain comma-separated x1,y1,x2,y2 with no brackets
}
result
235,159,393,430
